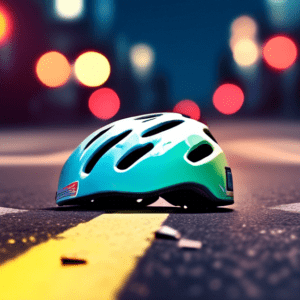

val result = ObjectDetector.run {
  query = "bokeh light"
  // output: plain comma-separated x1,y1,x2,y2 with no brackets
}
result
229,15,261,68
130,44,154,75
88,88,120,120
74,51,111,87
173,100,201,120
0,6,12,46
230,16,258,49
233,39,260,67
36,51,71,88
231,16,257,39
55,0,84,20
263,36,297,70
213,84,244,115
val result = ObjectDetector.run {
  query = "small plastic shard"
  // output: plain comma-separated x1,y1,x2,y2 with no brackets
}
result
61,256,87,266
178,238,202,250
155,225,181,240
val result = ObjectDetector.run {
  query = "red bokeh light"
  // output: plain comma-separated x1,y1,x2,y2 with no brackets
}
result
263,36,297,70
88,88,120,120
0,6,12,46
213,84,244,115
173,100,201,120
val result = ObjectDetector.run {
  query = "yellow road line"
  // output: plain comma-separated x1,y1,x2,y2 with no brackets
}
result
0,213,168,300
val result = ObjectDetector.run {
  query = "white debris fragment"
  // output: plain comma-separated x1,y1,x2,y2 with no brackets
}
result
178,238,202,249
155,225,181,240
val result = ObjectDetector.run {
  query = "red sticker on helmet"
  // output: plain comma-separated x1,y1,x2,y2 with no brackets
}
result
56,181,79,201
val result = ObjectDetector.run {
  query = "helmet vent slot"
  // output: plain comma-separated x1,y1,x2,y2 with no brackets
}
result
117,143,154,170
142,117,157,123
134,114,163,120
181,114,191,118
84,130,132,173
142,120,184,137
84,126,113,150
203,128,218,144
187,143,213,163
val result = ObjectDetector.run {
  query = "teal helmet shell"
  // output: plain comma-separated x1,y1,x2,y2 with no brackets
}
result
56,113,234,207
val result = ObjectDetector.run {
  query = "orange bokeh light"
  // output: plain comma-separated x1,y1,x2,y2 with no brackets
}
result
263,36,297,70
0,6,12,46
36,51,71,88
88,88,120,120
213,84,244,115
173,100,201,120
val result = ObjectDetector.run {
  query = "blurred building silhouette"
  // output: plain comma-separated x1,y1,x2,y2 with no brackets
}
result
1,0,300,126
0,0,144,125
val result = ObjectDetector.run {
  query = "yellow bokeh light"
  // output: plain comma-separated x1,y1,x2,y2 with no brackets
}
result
233,39,260,67
0,11,7,40
55,0,84,20
130,44,154,70
230,35,250,51
36,51,71,88
231,16,258,40
74,51,111,87
0,6,11,45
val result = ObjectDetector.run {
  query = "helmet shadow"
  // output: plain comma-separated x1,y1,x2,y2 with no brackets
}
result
45,204,234,214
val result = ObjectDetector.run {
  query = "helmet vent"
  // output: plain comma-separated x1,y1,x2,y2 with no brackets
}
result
84,130,132,173
142,117,157,123
203,128,218,144
187,143,213,163
181,114,191,118
134,114,163,120
117,143,154,170
84,126,113,150
142,120,184,137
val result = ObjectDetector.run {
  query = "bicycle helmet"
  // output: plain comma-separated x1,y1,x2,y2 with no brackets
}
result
56,112,234,208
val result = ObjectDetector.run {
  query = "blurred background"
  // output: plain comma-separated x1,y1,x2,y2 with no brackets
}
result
1,0,300,127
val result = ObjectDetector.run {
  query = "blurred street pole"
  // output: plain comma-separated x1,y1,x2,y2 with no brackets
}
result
130,43,156,112
281,65,299,118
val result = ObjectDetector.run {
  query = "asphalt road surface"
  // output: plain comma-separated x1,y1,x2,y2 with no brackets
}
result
0,119,300,300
